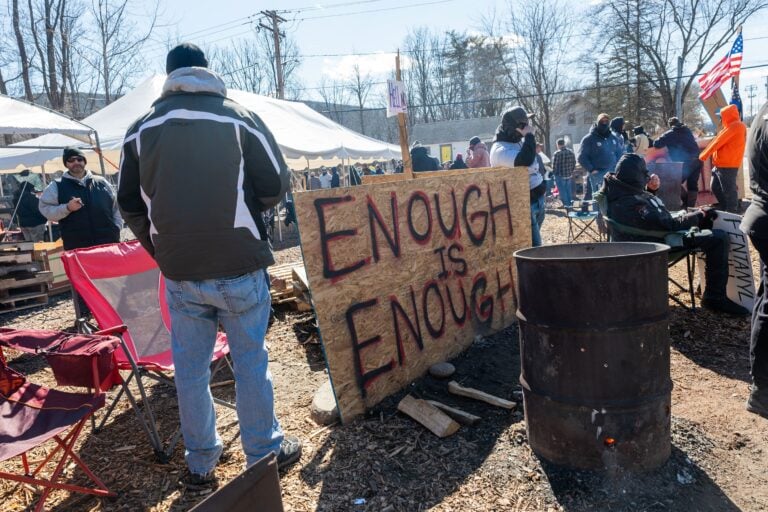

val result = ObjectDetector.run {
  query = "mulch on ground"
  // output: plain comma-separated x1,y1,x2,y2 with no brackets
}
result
0,208,765,511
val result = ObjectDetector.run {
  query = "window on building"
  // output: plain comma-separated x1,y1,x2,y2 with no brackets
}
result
583,111,592,124
567,113,576,125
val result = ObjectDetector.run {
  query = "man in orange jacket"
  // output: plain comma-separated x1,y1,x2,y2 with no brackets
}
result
699,104,747,213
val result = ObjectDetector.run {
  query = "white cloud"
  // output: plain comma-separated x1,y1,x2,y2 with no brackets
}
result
322,52,410,79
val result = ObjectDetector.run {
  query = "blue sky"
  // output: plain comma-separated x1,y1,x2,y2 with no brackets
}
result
134,0,768,114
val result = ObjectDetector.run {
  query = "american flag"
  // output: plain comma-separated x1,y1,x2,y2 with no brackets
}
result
699,32,743,100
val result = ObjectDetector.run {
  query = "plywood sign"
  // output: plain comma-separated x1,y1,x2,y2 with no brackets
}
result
294,166,531,422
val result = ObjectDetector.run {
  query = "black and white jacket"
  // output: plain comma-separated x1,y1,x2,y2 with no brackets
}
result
118,67,290,281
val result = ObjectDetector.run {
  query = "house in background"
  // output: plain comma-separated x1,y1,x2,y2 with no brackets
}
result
548,96,597,155
409,117,499,165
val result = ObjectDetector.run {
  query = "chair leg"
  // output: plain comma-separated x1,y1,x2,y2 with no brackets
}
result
687,252,696,310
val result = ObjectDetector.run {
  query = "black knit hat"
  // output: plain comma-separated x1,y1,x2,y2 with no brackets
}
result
469,136,482,146
63,147,87,166
166,43,208,74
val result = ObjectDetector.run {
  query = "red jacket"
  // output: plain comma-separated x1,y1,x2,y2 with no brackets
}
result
699,104,747,168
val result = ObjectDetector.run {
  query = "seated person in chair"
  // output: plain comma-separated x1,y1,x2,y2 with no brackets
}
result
598,154,748,316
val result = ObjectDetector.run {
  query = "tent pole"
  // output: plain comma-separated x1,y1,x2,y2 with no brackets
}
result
93,131,107,177
41,163,53,241
0,174,4,196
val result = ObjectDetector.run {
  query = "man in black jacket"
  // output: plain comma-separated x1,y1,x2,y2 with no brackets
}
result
118,43,300,488
653,117,702,207
741,101,768,418
410,141,440,171
600,154,748,316
38,148,122,250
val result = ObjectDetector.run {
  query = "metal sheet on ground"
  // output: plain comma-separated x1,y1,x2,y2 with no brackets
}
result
294,166,531,422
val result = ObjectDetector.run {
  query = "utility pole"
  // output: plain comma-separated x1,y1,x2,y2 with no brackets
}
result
764,76,768,105
259,10,286,99
746,84,758,118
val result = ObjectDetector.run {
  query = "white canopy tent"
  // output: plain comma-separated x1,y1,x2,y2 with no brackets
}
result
0,94,105,196
0,76,400,173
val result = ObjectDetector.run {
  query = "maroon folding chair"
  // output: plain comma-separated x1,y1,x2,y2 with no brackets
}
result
0,327,121,511
61,240,233,462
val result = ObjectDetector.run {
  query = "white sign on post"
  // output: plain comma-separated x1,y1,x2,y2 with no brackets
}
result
697,211,756,310
386,79,407,118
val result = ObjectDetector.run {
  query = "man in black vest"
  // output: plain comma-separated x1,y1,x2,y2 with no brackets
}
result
38,147,122,250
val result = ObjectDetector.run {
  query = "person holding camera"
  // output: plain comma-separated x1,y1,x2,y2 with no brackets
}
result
489,105,546,246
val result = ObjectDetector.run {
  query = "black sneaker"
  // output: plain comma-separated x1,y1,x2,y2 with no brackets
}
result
701,297,750,316
747,384,768,419
277,435,302,470
182,469,218,491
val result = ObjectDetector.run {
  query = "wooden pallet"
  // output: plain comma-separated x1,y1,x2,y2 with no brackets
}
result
0,283,49,313
0,271,53,291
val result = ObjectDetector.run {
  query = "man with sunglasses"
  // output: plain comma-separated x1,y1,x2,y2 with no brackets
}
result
38,147,122,250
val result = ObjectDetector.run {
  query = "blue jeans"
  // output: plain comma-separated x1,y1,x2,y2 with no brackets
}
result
530,194,545,247
589,170,609,194
164,270,283,474
554,176,573,208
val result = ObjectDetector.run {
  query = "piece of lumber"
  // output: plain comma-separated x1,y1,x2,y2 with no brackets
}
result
291,266,309,290
0,241,34,252
0,271,53,291
447,381,516,410
0,252,32,264
397,395,460,438
425,400,481,425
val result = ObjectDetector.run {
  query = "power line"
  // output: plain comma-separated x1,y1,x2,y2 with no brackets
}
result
288,0,457,21
310,62,768,114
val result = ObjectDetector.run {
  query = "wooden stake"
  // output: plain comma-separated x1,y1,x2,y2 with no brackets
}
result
448,381,517,410
395,50,413,180
397,395,460,437
426,400,481,425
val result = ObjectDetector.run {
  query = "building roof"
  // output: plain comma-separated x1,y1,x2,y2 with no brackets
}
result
410,117,499,145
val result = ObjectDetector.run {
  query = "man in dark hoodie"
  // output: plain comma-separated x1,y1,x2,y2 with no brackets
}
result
118,43,300,489
740,100,768,418
598,154,748,316
578,113,624,195
12,170,47,242
610,117,630,153
653,117,702,207
410,141,440,172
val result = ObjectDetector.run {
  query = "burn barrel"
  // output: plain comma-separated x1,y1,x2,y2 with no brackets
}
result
514,242,672,471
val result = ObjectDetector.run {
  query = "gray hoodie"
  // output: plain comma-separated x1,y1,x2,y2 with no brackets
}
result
118,67,290,281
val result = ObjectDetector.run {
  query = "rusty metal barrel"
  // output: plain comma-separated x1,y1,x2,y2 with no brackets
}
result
514,242,672,471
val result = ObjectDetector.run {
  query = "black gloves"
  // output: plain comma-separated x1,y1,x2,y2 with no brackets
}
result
698,206,718,230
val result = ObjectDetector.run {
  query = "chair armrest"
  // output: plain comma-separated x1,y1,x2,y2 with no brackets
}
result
94,324,128,337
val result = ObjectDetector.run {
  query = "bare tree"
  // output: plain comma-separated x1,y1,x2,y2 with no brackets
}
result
317,76,350,123
11,0,34,100
489,0,573,154
256,26,302,99
87,0,158,104
210,38,268,93
347,64,374,135
591,0,768,121
404,27,437,123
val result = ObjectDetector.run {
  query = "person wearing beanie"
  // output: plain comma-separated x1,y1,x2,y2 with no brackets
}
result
118,42,300,489
577,112,624,197
38,146,122,250
466,136,490,168
699,103,748,213
489,105,546,246
596,154,748,316
653,117,703,207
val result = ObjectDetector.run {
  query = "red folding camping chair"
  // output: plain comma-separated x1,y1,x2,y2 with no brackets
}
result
61,240,234,462
0,327,121,511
